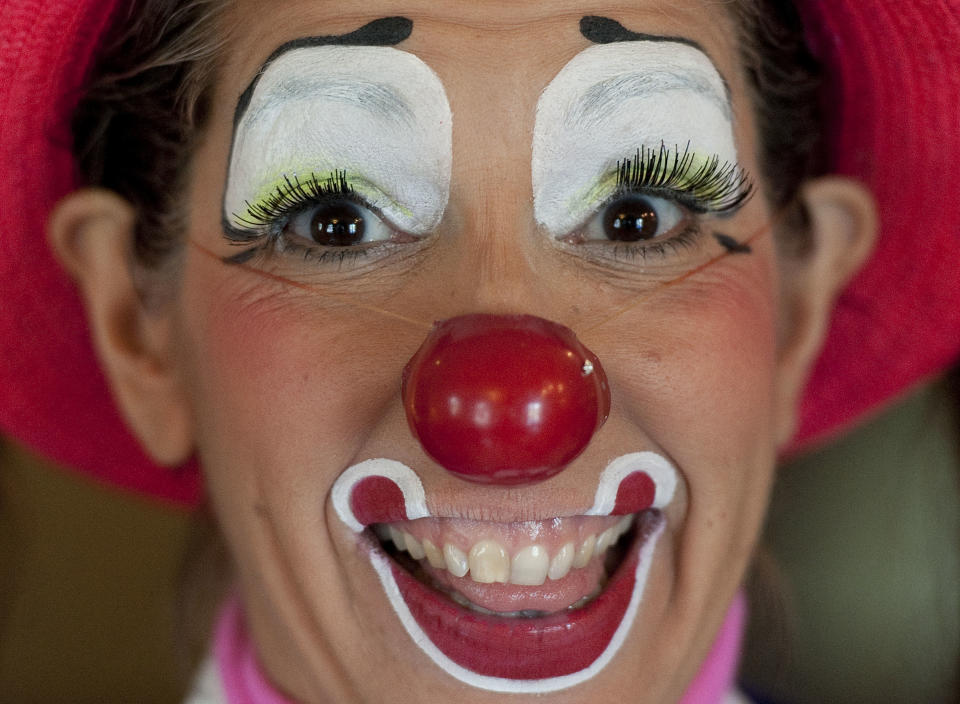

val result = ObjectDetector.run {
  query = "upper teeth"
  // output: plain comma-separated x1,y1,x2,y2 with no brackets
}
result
376,515,634,586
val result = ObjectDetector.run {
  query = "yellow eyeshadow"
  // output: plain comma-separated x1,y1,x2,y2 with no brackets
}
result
235,170,412,225
566,150,720,216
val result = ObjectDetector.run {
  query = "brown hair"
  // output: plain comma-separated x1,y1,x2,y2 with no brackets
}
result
71,0,226,268
732,0,824,211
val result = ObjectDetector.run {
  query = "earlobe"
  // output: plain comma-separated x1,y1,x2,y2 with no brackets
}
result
773,177,878,446
47,188,194,466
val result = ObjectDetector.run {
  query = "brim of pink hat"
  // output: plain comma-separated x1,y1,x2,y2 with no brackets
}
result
1,0,959,508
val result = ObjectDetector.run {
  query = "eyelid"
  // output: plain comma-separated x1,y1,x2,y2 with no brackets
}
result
614,144,753,214
568,143,753,234
226,171,413,238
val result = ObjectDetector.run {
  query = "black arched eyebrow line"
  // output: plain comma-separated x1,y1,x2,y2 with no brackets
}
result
580,16,703,52
234,16,414,127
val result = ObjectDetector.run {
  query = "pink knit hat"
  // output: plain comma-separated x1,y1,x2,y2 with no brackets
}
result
1,0,959,507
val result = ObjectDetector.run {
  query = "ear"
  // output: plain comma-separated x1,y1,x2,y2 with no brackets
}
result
47,188,194,466
773,177,878,447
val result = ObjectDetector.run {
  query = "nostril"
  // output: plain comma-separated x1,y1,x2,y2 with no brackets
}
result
401,313,610,485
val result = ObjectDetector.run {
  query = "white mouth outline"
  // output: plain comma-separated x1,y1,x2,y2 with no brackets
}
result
331,452,678,693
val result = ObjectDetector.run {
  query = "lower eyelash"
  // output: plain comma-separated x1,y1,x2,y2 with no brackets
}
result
611,221,702,261
223,232,374,268
572,221,704,265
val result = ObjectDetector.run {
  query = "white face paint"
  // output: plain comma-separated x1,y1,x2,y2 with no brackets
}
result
532,41,737,236
224,45,452,235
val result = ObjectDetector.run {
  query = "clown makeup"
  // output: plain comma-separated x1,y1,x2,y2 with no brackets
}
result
222,19,452,261
172,3,794,703
533,18,749,248
330,453,677,693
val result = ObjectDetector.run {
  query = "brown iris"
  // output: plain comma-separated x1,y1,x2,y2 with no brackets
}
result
602,196,659,241
310,202,366,246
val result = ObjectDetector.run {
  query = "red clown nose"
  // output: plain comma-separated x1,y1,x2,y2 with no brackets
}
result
402,314,610,485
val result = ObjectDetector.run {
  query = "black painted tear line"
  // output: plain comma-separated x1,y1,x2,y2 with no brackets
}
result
222,247,259,265
233,17,414,128
714,232,753,255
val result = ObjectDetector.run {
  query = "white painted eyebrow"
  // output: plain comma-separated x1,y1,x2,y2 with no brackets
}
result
568,68,732,131
241,76,414,129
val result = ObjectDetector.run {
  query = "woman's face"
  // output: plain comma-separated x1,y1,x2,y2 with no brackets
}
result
174,0,790,700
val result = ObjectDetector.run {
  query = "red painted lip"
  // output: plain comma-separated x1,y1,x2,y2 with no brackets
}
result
386,510,663,680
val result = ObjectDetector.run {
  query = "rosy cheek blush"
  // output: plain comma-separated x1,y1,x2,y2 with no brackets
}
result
532,41,738,236
223,45,452,236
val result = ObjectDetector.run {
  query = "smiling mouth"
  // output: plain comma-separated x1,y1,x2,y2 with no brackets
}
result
331,454,676,693
375,512,637,615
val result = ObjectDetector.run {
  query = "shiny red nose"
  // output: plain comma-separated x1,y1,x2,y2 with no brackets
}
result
402,314,610,485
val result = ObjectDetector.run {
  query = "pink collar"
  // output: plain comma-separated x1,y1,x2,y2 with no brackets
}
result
214,593,746,703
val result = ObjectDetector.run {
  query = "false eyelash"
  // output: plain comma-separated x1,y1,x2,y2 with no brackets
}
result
615,142,754,215
227,170,359,240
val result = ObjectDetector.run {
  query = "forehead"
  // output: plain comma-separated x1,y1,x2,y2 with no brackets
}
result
222,0,742,101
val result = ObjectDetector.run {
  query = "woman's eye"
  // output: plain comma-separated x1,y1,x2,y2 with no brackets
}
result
287,200,393,246
583,194,685,243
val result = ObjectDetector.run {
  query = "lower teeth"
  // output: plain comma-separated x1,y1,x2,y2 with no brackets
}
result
448,590,547,617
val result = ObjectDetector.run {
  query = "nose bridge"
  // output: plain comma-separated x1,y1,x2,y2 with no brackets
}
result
442,44,556,317
443,160,568,321
461,200,537,309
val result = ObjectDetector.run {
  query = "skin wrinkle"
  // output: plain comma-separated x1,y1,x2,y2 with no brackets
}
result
270,2,730,38
250,500,359,701
591,223,777,699
197,245,434,329
247,383,419,702
199,297,413,701
582,218,771,334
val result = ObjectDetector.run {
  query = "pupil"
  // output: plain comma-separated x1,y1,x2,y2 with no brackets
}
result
310,202,365,246
603,197,659,242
